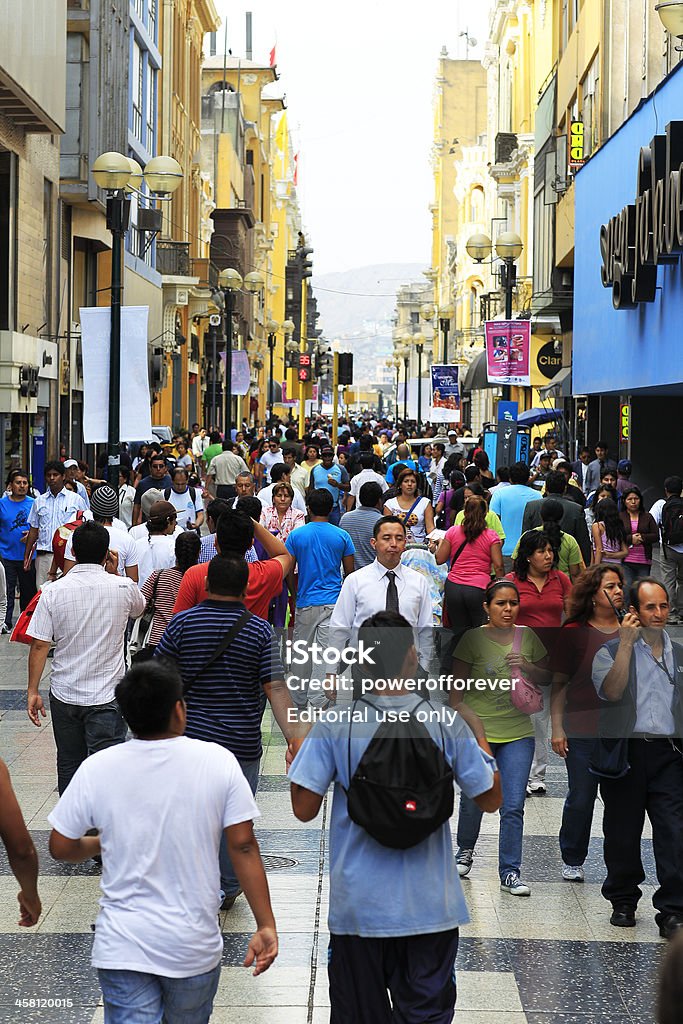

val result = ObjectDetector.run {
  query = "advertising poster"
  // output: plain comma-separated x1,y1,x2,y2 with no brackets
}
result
430,365,460,423
485,320,531,386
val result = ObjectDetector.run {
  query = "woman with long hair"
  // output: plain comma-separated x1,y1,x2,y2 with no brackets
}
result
507,530,572,795
436,494,504,635
591,497,628,565
550,565,624,882
452,579,548,895
452,481,503,541
619,485,659,598
511,499,584,581
435,470,466,530
585,482,618,529
139,531,201,648
384,468,434,544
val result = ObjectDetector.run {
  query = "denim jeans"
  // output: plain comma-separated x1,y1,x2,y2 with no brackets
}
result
329,506,342,526
621,561,652,607
49,692,128,795
457,736,534,880
219,756,260,897
559,736,600,866
1,557,36,627
98,964,220,1024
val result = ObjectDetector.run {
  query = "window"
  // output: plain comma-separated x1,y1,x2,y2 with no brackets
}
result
581,54,599,157
148,0,156,41
533,187,554,294
499,61,513,133
470,186,485,223
132,42,143,141
43,179,53,335
146,66,156,151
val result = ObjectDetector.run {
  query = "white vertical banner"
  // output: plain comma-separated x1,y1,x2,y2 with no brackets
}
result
79,306,153,444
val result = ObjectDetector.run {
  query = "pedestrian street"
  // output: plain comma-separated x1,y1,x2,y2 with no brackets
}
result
0,635,671,1023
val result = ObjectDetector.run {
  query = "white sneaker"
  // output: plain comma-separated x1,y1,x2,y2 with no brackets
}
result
500,872,531,896
455,849,474,877
526,780,547,795
0,624,9,635
562,864,585,882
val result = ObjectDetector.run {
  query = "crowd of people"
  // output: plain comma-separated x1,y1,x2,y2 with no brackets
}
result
0,417,682,1022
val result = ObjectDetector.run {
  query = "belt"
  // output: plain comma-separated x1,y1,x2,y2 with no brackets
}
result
631,733,679,741
37,549,53,556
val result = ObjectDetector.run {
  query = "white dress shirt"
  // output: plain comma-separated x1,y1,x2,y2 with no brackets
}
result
27,563,146,705
28,487,89,551
329,558,433,667
349,468,386,502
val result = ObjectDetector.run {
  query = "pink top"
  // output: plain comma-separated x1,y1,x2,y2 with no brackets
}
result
626,516,649,564
445,525,501,589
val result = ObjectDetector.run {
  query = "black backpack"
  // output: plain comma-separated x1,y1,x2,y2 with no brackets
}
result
345,698,454,850
164,486,197,506
662,496,683,547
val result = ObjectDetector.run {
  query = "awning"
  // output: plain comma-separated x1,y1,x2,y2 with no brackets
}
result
538,366,572,400
461,350,494,393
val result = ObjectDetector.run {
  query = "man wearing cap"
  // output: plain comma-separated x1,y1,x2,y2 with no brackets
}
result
444,430,465,459
309,448,351,527
63,486,139,581
530,432,564,469
26,521,145,795
616,460,633,501
63,460,90,508
529,450,554,491
132,501,178,587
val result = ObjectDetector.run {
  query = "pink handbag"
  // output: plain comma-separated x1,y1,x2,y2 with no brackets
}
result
509,626,543,715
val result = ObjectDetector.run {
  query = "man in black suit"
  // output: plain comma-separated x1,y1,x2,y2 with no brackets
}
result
522,471,591,564
584,441,618,495
571,447,593,492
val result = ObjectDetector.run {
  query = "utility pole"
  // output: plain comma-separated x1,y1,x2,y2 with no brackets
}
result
332,351,339,445
298,276,307,437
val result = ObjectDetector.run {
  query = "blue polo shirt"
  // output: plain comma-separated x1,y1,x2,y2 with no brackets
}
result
286,521,355,607
289,695,495,937
490,484,540,556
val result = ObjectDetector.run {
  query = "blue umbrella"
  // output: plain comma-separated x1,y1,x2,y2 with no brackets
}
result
517,407,563,427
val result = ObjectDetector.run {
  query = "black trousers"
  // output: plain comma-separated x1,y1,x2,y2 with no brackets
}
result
600,738,683,923
216,484,236,499
1,557,36,627
328,928,459,1024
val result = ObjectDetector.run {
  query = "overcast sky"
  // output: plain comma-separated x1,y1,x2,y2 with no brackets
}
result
213,1,492,275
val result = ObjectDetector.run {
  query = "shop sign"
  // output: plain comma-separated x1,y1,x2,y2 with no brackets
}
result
569,121,586,171
535,340,563,381
620,403,630,442
600,119,683,311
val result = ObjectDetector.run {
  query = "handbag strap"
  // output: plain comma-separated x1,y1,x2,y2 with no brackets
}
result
450,534,468,568
511,625,523,654
184,608,253,695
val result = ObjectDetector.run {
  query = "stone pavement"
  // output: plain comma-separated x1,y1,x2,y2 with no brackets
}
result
0,634,670,1023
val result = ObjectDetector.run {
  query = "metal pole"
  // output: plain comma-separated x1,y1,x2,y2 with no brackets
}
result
224,288,233,439
442,321,449,364
332,351,339,445
417,345,423,429
107,192,126,489
210,324,217,429
503,258,513,402
298,278,307,437
268,333,275,426
403,358,408,423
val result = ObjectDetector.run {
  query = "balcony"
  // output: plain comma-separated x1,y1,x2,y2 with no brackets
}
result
494,132,518,164
191,258,219,290
156,241,191,278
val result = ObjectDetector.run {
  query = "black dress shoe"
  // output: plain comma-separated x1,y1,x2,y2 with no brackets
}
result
659,915,683,940
610,906,636,927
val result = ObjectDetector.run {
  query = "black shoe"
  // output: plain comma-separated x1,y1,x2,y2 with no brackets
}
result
610,906,636,927
659,915,683,940
220,889,242,911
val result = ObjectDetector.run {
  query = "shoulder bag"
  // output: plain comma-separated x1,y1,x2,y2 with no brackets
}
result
509,626,544,714
129,571,162,657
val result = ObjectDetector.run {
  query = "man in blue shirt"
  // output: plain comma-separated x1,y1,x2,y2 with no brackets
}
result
289,611,500,1022
490,461,539,570
286,489,355,710
385,444,419,487
309,447,351,526
0,470,36,631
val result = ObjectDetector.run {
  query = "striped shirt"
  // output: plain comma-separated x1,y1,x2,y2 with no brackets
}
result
198,533,258,564
141,567,184,645
28,488,88,551
155,601,284,760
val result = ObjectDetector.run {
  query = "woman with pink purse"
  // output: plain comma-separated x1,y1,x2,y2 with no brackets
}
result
451,579,549,896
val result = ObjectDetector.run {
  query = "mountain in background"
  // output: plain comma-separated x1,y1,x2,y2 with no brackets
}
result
311,263,426,383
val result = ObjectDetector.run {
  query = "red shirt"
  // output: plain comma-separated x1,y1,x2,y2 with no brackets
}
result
550,621,619,735
506,570,571,629
173,559,284,620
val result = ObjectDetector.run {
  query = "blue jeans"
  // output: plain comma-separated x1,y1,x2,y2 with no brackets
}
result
621,561,651,606
329,506,342,526
559,736,599,866
219,756,260,896
457,737,534,880
98,964,220,1024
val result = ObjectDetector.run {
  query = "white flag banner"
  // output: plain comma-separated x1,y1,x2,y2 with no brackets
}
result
80,306,153,443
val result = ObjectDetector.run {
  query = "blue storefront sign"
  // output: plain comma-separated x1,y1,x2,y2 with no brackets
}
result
574,61,683,396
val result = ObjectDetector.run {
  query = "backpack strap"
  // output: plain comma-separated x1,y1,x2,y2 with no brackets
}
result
184,609,253,696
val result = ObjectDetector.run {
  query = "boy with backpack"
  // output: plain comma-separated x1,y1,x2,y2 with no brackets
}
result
289,611,501,1023
651,475,683,624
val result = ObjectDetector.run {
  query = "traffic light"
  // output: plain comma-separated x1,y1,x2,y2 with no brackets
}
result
298,246,314,279
315,345,333,377
337,352,353,385
298,351,312,382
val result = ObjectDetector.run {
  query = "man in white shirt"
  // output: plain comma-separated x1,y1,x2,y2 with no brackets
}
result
63,459,91,507
328,516,433,693
63,485,139,581
258,437,285,486
26,521,146,794
48,659,278,1021
347,452,386,511
23,460,88,587
282,449,309,497
163,468,205,531
191,426,209,458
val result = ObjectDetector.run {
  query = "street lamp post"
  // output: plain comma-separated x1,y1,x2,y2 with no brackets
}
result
465,230,524,401
92,151,182,487
266,318,280,426
438,302,455,363
411,333,426,430
400,346,409,424
218,267,243,439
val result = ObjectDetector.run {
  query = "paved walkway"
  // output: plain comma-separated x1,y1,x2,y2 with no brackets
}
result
0,635,669,1023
